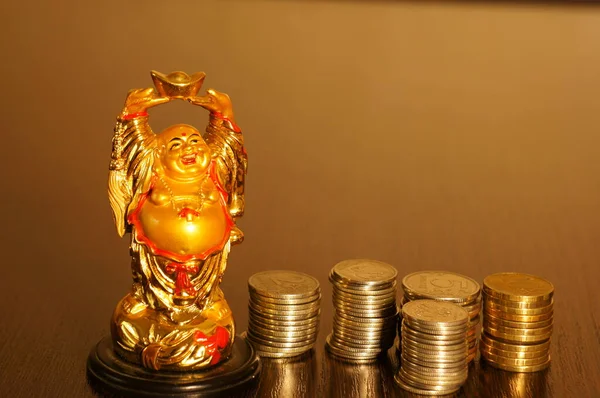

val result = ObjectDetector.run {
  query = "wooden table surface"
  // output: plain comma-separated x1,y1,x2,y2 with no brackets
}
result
1,247,599,398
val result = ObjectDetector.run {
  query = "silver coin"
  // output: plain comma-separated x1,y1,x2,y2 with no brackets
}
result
402,300,469,327
331,259,397,285
248,301,321,316
248,313,320,329
250,293,322,311
248,322,319,339
247,331,317,348
248,270,320,299
402,271,480,303
248,305,320,321
333,282,397,297
249,291,321,305
399,367,466,389
394,373,461,396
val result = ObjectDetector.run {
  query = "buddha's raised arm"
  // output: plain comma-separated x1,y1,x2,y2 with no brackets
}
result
188,89,247,221
108,88,170,237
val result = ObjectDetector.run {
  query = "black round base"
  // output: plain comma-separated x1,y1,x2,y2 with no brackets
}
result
87,336,260,397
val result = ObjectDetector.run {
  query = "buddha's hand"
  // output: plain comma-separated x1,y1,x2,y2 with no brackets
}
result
187,89,234,121
123,88,170,115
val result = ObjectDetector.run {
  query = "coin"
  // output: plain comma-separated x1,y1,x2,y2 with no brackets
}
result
331,259,397,286
480,333,551,352
247,271,321,359
249,270,320,299
481,350,550,366
485,300,553,316
484,294,553,309
483,313,553,329
480,342,550,360
402,300,469,327
333,282,397,296
482,356,551,372
250,293,321,310
250,291,321,305
483,273,554,303
484,307,554,323
394,373,460,396
402,271,480,303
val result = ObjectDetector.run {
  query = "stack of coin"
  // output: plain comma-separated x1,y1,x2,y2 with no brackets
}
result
246,270,321,358
395,300,470,395
401,271,481,363
481,272,554,372
326,259,398,362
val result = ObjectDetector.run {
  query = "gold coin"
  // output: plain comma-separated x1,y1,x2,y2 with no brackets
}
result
483,294,553,309
484,300,553,316
484,308,553,323
480,341,549,360
483,314,553,330
402,271,480,303
481,350,550,366
484,326,552,343
482,356,551,373
249,270,320,299
402,300,469,327
482,321,553,336
480,333,551,352
483,273,554,303
331,259,398,286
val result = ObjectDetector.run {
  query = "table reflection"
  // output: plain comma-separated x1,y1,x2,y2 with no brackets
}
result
255,350,317,398
477,360,549,398
322,349,398,398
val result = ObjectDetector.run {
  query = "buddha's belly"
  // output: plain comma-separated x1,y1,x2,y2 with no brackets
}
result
134,202,231,261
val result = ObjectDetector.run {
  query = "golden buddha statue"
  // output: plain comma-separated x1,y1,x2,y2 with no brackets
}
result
107,71,248,371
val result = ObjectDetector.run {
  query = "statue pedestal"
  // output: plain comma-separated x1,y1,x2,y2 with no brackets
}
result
87,335,260,397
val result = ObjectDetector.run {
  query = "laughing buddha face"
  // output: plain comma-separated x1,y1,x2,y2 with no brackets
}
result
157,124,211,180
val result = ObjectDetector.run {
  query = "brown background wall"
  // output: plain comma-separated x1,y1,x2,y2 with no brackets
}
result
1,1,599,396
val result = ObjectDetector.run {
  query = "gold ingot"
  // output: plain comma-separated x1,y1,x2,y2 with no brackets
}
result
151,70,206,98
